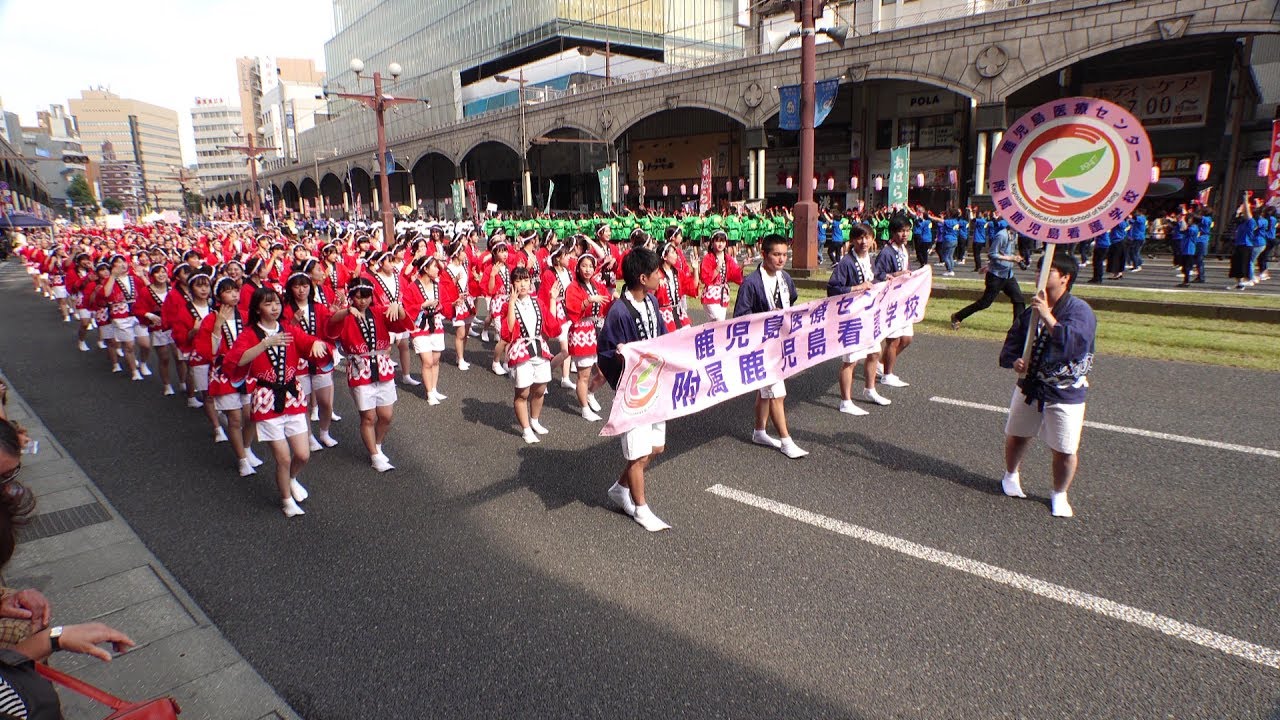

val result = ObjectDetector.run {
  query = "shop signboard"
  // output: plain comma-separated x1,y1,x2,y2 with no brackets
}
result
1082,71,1211,129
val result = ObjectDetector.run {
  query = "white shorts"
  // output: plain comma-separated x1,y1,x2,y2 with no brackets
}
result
1004,387,1086,455
112,316,138,337
388,331,409,344
99,324,116,342
759,381,786,399
513,357,551,389
298,372,333,396
573,354,597,368
452,318,468,328
887,323,915,339
77,309,92,320
702,303,728,322
133,324,150,339
622,421,666,461
213,393,245,412
150,329,174,347
52,286,68,299
842,349,876,364
351,380,396,412
191,365,210,392
412,333,445,354
256,413,309,442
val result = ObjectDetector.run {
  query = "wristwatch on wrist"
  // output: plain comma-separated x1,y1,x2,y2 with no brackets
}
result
49,626,64,653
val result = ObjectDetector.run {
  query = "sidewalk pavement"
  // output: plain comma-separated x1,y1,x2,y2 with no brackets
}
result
0,371,300,720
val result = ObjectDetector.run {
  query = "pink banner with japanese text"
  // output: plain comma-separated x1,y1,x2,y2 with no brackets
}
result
601,267,933,436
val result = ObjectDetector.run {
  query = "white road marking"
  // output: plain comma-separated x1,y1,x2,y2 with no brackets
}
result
706,483,1280,671
929,396,1280,459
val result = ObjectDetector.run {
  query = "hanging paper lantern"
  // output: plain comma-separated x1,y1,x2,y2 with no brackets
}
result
1149,166,1160,183
948,169,958,186
785,175,793,189
1196,162,1211,182
725,180,732,193
680,183,687,195
1258,158,1270,178
662,184,669,196
693,184,700,195
874,176,883,191
622,183,630,195
738,177,745,190
915,173,925,188
850,176,859,190
826,176,835,191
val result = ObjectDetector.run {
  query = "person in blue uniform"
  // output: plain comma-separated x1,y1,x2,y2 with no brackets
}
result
1126,210,1147,272
734,235,808,459
998,252,1097,518
936,209,968,277
971,211,991,272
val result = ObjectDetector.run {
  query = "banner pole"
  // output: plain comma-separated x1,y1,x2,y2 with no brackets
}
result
1020,242,1057,375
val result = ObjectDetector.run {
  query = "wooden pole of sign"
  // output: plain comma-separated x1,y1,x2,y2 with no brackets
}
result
1020,242,1057,375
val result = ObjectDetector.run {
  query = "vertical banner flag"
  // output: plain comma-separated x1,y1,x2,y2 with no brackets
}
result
597,167,613,211
778,85,801,131
814,78,839,128
988,96,1153,243
601,268,933,436
545,179,555,213
699,157,713,213
465,181,479,220
450,180,465,220
888,145,910,207
1267,119,1280,211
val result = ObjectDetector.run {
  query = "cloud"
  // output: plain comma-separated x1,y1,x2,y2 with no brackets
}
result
0,0,331,164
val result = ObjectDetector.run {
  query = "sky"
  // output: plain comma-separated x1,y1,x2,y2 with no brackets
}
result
0,0,333,165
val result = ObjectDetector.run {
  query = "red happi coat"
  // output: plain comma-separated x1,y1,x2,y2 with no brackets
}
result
132,284,170,330
440,262,472,322
699,252,743,307
655,263,697,332
224,324,328,422
402,277,445,338
564,279,611,358
539,266,573,324
317,261,350,304
327,309,414,388
283,300,336,377
165,291,209,359
197,307,251,397
499,295,561,366
100,273,147,320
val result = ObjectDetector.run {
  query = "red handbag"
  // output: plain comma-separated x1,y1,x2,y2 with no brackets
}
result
35,663,181,719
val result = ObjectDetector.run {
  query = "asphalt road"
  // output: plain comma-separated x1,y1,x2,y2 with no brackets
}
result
1,261,1277,719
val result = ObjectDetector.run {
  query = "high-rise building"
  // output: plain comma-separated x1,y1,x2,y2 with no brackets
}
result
235,57,265,141
98,140,145,215
190,97,249,194
68,88,182,210
21,105,90,211
258,57,328,164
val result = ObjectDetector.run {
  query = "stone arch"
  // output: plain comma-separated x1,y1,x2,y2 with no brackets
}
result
457,134,521,164
411,152,455,217
608,99,750,145
282,181,300,211
408,146,457,171
319,172,345,211
299,177,319,203
527,118,604,147
460,140,523,210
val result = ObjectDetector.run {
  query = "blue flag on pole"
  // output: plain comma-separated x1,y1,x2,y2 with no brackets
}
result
778,85,801,130
815,79,839,127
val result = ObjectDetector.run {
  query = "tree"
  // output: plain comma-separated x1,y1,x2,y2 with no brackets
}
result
183,189,204,216
103,198,124,214
66,174,97,209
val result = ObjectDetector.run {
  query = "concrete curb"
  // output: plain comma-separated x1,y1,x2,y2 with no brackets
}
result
0,371,301,720
791,278,1280,323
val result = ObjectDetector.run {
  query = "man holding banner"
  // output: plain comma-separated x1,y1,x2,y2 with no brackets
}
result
734,235,808,459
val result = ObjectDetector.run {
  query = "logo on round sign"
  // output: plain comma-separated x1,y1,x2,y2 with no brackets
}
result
989,97,1152,244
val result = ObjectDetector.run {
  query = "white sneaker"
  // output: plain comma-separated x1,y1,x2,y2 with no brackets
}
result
458,359,471,371
633,504,671,532
581,407,602,422
838,400,869,416
560,377,576,390
607,482,637,517
77,341,90,352
469,327,481,338
282,498,305,517
245,448,264,467
752,430,782,449
587,393,601,412
111,364,122,373
214,427,229,443
522,427,541,444
862,388,891,406
139,364,152,377
880,373,909,388
238,458,256,477
131,370,143,381
163,385,175,396
116,347,125,358
63,315,71,323
402,374,421,386
779,438,809,459
187,396,204,409
290,478,309,503
1001,472,1027,498
97,340,107,349
430,389,448,401
943,271,956,276
309,434,323,452
1051,491,1074,518
481,330,490,343
530,419,549,435
427,395,441,406
330,411,341,422
318,431,338,448
311,407,320,422
492,361,507,376
371,453,395,472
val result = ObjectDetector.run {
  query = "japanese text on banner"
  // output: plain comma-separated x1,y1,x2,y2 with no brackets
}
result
601,267,933,436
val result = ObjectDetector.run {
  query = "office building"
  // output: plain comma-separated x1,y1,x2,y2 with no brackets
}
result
98,140,145,215
68,88,182,210
191,97,249,193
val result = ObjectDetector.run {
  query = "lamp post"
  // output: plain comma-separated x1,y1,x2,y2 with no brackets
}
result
328,58,428,248
222,126,275,221
577,40,614,84
495,69,533,210
166,165,198,218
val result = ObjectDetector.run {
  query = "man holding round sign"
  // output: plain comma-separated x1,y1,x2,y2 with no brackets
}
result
987,97,1152,518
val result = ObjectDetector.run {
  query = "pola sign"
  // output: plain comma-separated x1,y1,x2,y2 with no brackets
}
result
896,91,952,115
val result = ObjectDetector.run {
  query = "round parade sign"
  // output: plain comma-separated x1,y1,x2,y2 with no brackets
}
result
988,96,1153,243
